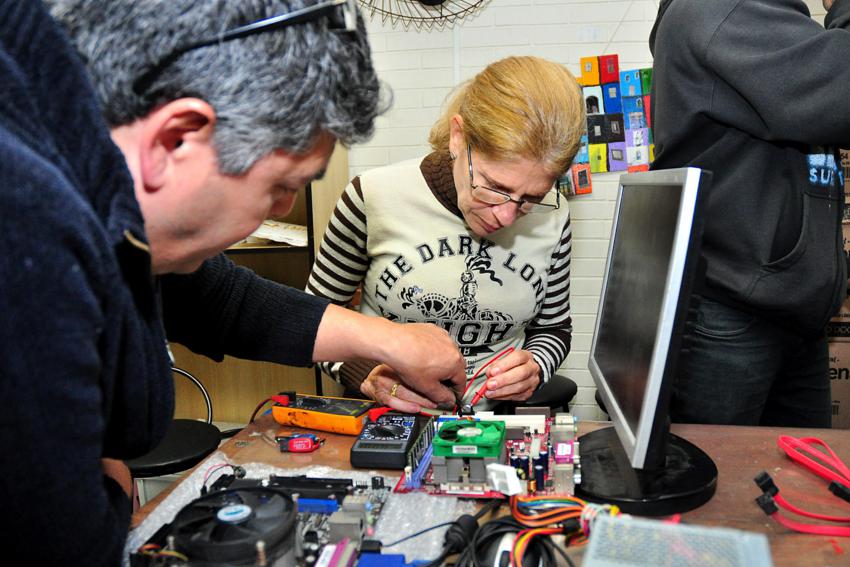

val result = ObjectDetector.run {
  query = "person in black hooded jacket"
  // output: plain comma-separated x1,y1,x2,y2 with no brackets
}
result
650,0,850,426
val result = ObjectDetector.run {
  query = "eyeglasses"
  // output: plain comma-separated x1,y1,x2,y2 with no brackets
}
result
132,0,358,95
466,145,560,214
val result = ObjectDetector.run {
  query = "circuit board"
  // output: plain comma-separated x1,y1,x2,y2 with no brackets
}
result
130,474,392,567
392,410,581,498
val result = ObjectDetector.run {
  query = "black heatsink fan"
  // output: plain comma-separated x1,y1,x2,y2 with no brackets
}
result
170,487,296,565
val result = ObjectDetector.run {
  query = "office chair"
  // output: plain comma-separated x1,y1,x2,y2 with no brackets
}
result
126,367,221,479
595,389,610,418
500,373,578,415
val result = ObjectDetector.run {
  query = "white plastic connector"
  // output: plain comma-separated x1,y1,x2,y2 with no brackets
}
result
486,463,523,496
473,411,547,432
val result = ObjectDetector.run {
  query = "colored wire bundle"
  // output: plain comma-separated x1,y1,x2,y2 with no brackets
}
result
137,543,189,562
510,494,586,528
448,496,620,567
510,496,622,565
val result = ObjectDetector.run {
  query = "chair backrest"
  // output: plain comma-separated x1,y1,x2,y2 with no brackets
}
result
172,367,213,424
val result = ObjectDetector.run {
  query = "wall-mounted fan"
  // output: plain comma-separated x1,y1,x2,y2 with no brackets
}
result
358,0,491,30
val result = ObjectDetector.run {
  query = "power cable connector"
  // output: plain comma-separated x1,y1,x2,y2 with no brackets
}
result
828,480,850,504
755,493,778,516
753,471,778,496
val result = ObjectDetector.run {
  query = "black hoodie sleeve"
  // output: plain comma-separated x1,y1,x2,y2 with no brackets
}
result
702,0,850,146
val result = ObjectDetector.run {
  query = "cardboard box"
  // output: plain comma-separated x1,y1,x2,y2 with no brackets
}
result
627,146,650,167
828,338,850,429
640,68,653,94
574,134,589,164
583,85,605,115
604,113,625,142
589,143,608,173
826,148,850,428
608,142,628,171
586,115,607,144
619,69,643,97
602,82,622,114
643,94,652,128
556,170,575,196
599,54,620,84
580,56,600,86
572,163,592,195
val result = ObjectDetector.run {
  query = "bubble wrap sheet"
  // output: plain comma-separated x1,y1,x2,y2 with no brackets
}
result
373,492,476,562
123,451,401,564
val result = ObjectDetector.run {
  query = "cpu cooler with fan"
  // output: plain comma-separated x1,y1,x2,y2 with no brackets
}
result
431,420,506,485
130,487,297,567
433,420,505,459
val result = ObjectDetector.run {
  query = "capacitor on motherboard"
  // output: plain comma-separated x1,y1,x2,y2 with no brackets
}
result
510,455,521,470
519,455,530,476
532,456,542,472
538,450,549,474
534,465,544,492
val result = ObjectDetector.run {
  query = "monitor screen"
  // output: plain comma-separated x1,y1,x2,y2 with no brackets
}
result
576,167,717,516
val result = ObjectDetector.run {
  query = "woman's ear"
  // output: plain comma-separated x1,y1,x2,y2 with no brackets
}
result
138,98,217,192
448,114,465,160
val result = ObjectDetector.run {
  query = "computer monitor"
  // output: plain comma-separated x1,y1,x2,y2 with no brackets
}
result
574,167,718,516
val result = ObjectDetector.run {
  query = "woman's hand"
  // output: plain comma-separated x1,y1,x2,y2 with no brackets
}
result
361,364,439,413
483,349,541,401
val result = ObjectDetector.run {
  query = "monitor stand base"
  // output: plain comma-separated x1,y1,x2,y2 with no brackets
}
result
574,426,717,516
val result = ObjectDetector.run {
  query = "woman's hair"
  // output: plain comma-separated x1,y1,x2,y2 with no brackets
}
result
429,56,585,176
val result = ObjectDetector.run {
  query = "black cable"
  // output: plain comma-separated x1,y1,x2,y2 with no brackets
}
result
473,498,503,520
424,549,450,567
219,428,242,439
249,397,274,423
383,521,454,548
427,508,490,567
541,537,577,567
456,516,524,567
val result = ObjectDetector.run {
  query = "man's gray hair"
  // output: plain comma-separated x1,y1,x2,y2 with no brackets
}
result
47,0,386,173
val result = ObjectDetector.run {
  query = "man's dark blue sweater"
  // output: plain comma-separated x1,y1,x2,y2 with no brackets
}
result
0,1,174,564
0,2,335,563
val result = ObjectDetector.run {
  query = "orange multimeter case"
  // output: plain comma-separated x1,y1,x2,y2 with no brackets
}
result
271,394,376,435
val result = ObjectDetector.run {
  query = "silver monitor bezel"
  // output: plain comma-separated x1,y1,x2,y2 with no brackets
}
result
588,167,703,469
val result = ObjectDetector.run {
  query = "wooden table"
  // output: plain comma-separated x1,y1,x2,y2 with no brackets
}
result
134,417,850,567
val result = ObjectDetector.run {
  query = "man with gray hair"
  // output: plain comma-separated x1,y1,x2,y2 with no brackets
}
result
0,1,464,563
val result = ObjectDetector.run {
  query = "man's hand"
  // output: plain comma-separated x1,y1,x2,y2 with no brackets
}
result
361,364,437,413
378,322,466,408
102,458,133,498
482,349,540,401
824,0,835,11
314,306,466,407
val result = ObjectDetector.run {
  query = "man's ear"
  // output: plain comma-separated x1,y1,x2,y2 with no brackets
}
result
138,98,216,191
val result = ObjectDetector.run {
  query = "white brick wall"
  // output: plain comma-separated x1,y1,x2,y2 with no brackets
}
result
349,0,828,420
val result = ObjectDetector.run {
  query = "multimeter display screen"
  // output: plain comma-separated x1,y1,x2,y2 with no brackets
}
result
357,442,404,450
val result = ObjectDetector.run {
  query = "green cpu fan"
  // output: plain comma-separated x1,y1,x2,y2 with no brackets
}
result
433,420,506,459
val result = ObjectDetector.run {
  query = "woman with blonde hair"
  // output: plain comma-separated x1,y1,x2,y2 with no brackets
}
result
308,56,585,412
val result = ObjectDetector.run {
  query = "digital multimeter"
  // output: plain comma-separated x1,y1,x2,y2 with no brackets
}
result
350,413,429,469
271,394,375,435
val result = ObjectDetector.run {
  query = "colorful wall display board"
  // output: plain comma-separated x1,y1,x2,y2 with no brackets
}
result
560,54,655,195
